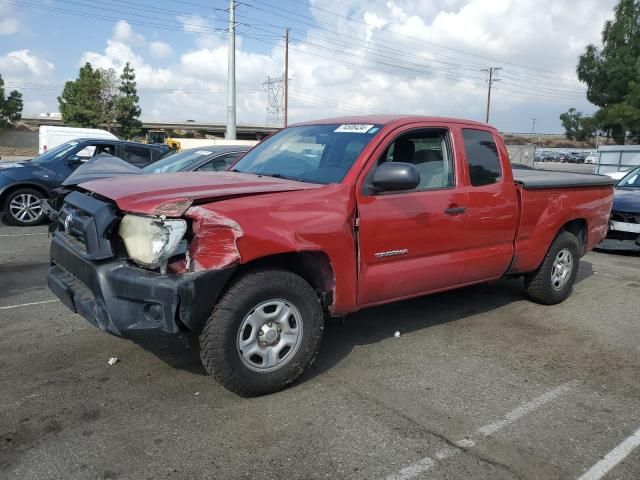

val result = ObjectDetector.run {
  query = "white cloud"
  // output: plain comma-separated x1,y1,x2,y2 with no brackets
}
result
112,20,145,47
0,50,57,115
149,41,173,59
57,1,620,131
0,50,55,79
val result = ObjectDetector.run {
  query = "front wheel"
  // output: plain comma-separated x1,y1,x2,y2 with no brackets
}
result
524,231,580,305
4,188,46,226
199,269,324,396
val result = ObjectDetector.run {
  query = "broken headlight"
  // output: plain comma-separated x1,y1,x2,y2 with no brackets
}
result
118,214,187,268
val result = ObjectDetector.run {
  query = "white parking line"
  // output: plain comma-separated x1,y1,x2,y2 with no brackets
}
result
478,381,575,436
576,427,640,480
0,232,48,237
0,299,58,310
384,381,576,480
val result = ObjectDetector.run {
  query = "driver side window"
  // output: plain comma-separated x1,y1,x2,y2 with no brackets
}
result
378,130,454,190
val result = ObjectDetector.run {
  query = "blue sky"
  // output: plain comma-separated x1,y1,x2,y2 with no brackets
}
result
0,0,619,132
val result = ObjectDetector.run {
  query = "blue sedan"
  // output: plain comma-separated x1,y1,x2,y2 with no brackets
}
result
598,165,640,251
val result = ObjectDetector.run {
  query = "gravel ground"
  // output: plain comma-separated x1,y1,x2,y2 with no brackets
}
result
0,223,639,480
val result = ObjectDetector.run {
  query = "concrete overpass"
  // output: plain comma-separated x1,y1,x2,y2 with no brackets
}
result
20,117,280,140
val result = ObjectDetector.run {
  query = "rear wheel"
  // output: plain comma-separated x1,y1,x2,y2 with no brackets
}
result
199,269,324,396
524,231,580,305
4,188,46,226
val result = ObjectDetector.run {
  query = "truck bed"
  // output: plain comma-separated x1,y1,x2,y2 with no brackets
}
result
513,169,615,189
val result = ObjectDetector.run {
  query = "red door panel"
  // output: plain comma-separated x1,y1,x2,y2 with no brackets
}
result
356,190,468,306
463,183,518,282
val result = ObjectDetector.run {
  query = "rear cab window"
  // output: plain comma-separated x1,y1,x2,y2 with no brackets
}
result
123,145,152,167
461,129,502,186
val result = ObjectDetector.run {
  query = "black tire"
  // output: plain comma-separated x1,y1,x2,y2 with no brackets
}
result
4,188,46,226
524,231,580,305
199,269,324,396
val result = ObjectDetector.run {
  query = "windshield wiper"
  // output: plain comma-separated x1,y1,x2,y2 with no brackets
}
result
259,172,311,183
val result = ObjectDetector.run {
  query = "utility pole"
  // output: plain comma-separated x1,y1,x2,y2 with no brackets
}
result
531,118,537,134
284,28,289,127
226,0,236,140
481,67,501,123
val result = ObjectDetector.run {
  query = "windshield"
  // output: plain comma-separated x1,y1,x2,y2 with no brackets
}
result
231,123,382,184
143,148,213,173
617,166,640,188
31,141,79,165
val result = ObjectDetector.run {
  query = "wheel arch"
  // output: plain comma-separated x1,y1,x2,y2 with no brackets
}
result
0,182,50,211
558,218,588,255
232,251,336,309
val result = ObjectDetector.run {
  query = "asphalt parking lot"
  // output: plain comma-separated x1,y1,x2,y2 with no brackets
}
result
1,223,639,480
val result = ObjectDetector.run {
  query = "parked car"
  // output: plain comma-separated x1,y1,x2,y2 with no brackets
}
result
567,152,586,164
0,139,171,226
584,150,599,164
142,145,248,173
598,165,640,251
47,116,614,396
43,146,250,222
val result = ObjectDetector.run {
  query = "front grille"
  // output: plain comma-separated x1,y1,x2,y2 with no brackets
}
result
56,191,119,261
611,211,640,224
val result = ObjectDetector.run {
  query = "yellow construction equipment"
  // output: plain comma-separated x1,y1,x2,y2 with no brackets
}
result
144,130,181,150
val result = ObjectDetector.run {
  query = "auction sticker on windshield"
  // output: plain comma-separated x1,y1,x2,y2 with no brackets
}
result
195,150,212,155
334,124,375,133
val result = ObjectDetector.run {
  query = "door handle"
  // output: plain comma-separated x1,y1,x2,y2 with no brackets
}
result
444,206,466,215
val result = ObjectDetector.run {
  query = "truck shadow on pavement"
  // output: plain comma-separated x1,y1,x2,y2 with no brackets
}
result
125,261,594,381
304,260,595,383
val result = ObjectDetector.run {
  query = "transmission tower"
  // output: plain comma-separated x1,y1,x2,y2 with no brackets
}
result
263,75,285,126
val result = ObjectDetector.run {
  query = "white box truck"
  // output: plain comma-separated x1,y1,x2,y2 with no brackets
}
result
39,126,118,154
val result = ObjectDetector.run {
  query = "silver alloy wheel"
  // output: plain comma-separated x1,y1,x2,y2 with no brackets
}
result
236,299,303,372
9,193,42,223
551,248,573,291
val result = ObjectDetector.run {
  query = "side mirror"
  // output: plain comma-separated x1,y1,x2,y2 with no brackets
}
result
371,162,420,192
66,155,83,165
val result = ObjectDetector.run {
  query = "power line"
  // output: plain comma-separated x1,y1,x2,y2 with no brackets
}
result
4,0,587,101
238,17,587,99
242,0,582,83
235,14,587,100
2,0,589,108
239,30,585,104
0,0,227,36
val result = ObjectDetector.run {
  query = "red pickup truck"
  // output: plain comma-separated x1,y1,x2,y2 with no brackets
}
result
48,116,614,396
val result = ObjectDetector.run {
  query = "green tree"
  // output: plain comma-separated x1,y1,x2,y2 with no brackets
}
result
115,63,142,139
576,0,640,143
0,74,23,131
58,63,118,128
560,108,597,141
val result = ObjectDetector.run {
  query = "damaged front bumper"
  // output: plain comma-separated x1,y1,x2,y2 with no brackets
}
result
597,219,640,252
48,234,235,337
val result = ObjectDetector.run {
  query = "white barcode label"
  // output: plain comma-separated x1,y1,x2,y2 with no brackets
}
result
334,124,374,133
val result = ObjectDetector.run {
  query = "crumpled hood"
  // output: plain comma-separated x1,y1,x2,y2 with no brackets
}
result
80,171,323,215
612,188,640,213
63,153,141,186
